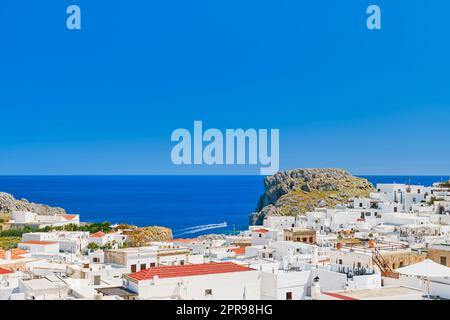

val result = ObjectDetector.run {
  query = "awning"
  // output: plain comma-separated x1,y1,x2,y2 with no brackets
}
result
396,259,450,278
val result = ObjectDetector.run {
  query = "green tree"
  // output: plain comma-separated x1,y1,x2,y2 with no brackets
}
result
87,242,100,251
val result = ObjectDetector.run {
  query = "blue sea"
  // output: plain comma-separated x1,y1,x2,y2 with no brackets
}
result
0,175,448,237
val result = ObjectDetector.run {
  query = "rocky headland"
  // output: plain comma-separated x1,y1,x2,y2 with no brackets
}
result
250,168,374,225
0,192,66,221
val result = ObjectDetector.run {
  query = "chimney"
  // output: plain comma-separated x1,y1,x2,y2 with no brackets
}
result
311,276,321,300
94,293,103,300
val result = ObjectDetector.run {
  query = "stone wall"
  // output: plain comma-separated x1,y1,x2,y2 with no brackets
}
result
383,251,426,269
427,249,450,267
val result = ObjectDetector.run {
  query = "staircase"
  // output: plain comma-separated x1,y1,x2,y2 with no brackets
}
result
372,247,399,279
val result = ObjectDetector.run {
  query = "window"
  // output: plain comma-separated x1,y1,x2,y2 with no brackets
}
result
302,237,307,242
286,292,292,300
205,289,213,296
309,237,314,243
359,203,363,208
259,234,262,238
93,257,100,263
140,263,146,270
440,256,447,266
131,264,137,273
338,259,343,265
394,207,398,213
357,262,361,268
180,260,185,265
150,263,156,267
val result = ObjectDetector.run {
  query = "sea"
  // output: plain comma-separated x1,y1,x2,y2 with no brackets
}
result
0,175,448,237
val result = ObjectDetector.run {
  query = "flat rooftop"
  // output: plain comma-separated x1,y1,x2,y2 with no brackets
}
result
96,286,137,298
22,276,67,291
323,286,422,300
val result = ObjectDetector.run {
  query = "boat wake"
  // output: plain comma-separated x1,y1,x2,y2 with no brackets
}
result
175,222,228,235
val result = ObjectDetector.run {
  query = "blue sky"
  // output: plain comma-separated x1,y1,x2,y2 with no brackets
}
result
1,0,449,175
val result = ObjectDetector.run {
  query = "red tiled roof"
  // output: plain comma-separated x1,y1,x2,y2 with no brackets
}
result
230,246,246,255
321,292,358,300
0,268,13,275
128,262,254,281
20,241,57,245
90,231,106,238
61,214,78,220
253,229,269,233
173,238,196,244
0,248,29,259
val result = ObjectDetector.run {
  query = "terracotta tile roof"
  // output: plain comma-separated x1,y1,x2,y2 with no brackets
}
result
173,238,196,244
0,248,29,259
128,262,254,281
0,268,13,275
61,214,78,220
12,248,29,256
230,246,246,255
321,292,358,300
20,241,57,245
90,231,106,238
253,229,269,233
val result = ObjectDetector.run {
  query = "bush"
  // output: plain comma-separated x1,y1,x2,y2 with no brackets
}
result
87,242,100,251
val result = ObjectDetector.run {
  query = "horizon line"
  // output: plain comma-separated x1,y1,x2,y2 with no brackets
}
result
0,174,449,177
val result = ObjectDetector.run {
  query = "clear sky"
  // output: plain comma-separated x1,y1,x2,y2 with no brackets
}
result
1,0,449,175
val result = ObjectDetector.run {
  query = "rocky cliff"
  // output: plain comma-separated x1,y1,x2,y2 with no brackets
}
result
126,226,173,246
139,226,173,241
0,192,66,218
250,168,374,225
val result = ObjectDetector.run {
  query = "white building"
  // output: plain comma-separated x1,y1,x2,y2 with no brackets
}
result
124,262,261,300
86,231,128,248
250,228,283,246
11,211,80,228
260,269,311,300
18,241,60,255
0,268,23,300
22,231,89,254
104,244,203,273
